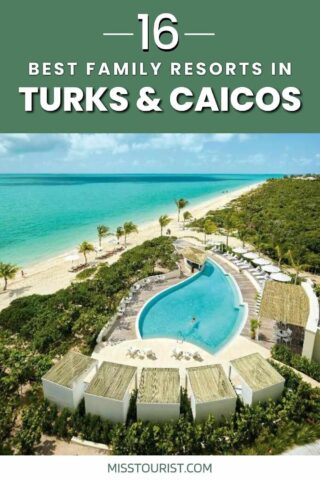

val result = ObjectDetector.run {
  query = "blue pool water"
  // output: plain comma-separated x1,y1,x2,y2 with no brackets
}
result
138,260,246,354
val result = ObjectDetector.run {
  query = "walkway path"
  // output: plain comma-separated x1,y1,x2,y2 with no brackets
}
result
210,252,276,350
284,439,320,455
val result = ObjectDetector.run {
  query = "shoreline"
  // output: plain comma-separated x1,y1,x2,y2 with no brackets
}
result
0,181,264,311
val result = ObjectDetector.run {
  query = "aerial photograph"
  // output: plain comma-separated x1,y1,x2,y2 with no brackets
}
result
0,133,319,455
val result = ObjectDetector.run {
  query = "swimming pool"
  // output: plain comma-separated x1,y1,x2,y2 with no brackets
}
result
137,259,247,354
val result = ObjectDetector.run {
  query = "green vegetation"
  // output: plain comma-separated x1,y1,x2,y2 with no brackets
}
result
116,226,124,244
189,177,320,273
272,344,320,382
182,211,192,229
78,241,95,264
75,266,98,281
0,262,20,291
97,225,110,248
0,236,178,453
250,319,261,340
38,363,320,455
175,198,189,222
158,214,172,235
123,221,138,247
202,219,218,244
0,330,52,454
0,237,177,357
0,233,319,455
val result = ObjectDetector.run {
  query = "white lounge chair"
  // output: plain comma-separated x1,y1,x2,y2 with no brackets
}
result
126,346,139,357
193,351,203,361
172,347,183,359
144,348,156,359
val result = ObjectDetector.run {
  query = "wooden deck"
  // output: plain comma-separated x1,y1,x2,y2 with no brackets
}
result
104,253,276,352
106,270,182,343
210,253,276,350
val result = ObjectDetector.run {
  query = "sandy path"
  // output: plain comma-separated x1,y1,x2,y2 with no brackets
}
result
0,182,263,311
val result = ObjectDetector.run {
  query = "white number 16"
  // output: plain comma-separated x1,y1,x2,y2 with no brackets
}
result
138,13,179,51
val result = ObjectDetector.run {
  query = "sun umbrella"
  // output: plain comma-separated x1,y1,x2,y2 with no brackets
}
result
107,238,118,245
243,252,259,260
233,247,248,254
270,272,291,283
252,258,271,266
262,264,281,273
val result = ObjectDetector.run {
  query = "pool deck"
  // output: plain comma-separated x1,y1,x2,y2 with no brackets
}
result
105,269,182,343
93,246,276,372
209,252,276,350
92,336,273,382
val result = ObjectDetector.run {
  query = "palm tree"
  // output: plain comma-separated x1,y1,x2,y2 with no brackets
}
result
182,211,192,229
223,211,236,248
238,227,249,248
275,244,285,268
159,215,172,236
203,219,218,244
123,221,138,247
287,249,307,284
175,198,189,222
78,241,94,264
0,262,19,291
116,226,124,244
97,225,110,248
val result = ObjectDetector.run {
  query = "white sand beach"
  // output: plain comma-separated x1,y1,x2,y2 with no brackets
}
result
0,181,263,312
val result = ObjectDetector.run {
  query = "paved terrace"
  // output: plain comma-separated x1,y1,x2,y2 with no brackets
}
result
97,249,275,354
103,270,182,344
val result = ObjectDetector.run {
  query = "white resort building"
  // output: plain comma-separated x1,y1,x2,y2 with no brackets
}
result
42,241,317,425
229,353,285,405
186,364,237,422
137,368,181,422
84,361,137,423
42,351,98,410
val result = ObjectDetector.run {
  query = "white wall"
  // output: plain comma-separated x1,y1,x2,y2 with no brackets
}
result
42,379,75,410
313,328,320,363
251,382,284,405
85,394,128,422
137,403,180,423
42,362,98,410
302,280,319,361
229,365,284,406
192,397,236,423
241,383,253,406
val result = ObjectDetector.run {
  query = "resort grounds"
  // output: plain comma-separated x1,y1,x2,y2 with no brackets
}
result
1,176,319,455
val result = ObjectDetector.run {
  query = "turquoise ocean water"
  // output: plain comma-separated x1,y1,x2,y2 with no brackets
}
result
0,174,277,266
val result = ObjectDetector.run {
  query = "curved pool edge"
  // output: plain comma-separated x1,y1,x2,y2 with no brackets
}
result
135,266,203,340
135,258,248,350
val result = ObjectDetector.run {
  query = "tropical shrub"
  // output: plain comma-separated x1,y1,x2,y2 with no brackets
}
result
38,362,320,456
189,177,320,273
271,344,320,382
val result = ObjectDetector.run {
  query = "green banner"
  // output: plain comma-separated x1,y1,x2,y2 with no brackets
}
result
0,0,319,132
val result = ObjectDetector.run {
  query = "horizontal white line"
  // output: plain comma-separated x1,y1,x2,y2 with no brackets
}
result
184,32,215,36
102,33,134,36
